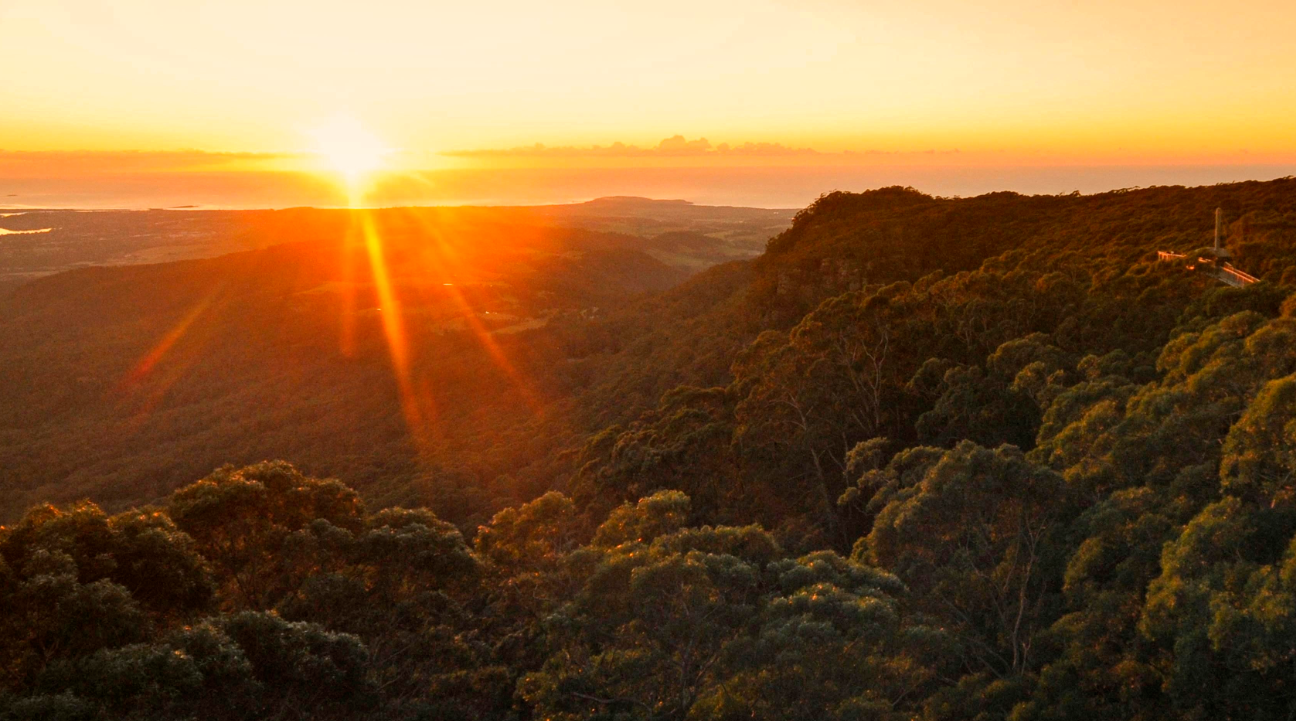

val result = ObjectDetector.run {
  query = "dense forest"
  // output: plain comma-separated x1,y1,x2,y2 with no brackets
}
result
5,179,1296,719
0,201,793,521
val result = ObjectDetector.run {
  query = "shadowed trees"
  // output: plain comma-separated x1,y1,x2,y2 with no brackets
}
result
8,182,1296,719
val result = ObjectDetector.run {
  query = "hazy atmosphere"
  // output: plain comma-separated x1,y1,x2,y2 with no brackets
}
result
5,0,1296,207
5,3,1296,721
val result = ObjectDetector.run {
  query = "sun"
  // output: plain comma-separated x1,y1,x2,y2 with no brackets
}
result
309,116,390,186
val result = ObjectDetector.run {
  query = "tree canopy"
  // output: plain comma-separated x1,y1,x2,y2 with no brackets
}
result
7,179,1296,719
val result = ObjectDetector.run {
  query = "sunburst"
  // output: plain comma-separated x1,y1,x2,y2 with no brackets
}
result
309,115,389,187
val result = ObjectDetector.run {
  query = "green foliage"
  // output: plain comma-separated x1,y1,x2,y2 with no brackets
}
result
519,511,934,721
591,491,691,548
1219,374,1296,504
167,461,364,609
475,491,584,572
863,442,1075,677
8,181,1296,718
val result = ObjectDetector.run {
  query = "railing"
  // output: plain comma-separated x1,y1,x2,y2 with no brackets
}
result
1219,263,1260,286
1157,250,1260,286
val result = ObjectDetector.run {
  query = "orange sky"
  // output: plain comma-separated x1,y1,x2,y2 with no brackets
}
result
3,0,1296,207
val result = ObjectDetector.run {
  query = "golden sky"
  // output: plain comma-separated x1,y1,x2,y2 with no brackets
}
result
3,0,1296,206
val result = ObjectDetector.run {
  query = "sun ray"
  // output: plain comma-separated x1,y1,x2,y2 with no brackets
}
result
339,219,359,357
119,287,222,389
400,208,543,414
114,282,231,433
356,210,434,447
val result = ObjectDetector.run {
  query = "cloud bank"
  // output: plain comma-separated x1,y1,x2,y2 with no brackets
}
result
443,136,963,160
0,150,299,177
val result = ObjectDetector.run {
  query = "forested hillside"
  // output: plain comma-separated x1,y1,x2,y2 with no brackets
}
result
0,211,706,522
5,179,1296,719
0,198,791,294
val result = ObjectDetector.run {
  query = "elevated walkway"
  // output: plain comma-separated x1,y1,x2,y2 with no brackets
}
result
1157,208,1260,288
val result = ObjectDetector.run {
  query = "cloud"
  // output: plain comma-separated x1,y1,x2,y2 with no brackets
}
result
0,150,300,177
443,135,821,159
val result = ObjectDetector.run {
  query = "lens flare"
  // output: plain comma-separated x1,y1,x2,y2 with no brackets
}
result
309,116,389,190
354,210,431,445
405,211,544,414
115,282,230,432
